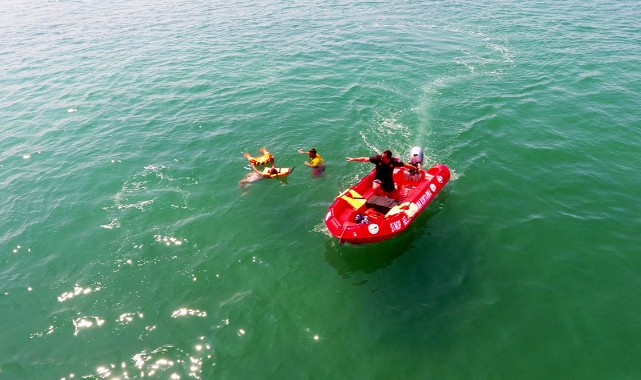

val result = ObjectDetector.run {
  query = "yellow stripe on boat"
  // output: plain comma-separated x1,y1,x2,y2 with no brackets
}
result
340,189,366,210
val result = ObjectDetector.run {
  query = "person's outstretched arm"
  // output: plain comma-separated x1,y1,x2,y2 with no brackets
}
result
402,162,418,170
346,157,369,163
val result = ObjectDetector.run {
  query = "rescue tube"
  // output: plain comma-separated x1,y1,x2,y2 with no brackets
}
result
262,166,294,178
244,148,274,166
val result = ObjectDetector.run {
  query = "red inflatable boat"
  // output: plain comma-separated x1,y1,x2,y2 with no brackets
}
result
324,164,450,244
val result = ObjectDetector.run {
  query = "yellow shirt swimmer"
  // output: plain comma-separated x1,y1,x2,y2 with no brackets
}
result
299,147,326,175
310,154,324,167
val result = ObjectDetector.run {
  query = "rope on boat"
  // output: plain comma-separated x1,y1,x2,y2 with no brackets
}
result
338,224,349,244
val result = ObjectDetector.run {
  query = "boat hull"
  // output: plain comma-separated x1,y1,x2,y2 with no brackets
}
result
325,164,450,244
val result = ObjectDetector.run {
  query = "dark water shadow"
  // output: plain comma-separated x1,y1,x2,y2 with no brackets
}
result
323,187,477,356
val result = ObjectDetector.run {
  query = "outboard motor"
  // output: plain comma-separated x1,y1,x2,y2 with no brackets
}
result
409,146,424,170
406,146,424,181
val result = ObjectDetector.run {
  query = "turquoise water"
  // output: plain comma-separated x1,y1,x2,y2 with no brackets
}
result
2,0,641,378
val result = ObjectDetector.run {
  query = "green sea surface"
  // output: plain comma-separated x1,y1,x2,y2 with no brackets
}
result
2,0,641,378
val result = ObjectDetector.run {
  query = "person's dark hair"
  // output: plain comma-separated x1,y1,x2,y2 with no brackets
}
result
382,150,393,158
309,148,317,154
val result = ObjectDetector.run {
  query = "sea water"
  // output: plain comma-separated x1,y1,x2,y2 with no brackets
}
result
2,0,641,378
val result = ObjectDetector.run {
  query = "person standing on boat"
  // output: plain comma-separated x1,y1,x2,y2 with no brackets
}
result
298,148,326,176
346,150,417,196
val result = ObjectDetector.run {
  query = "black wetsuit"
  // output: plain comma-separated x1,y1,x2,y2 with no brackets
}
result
369,155,404,192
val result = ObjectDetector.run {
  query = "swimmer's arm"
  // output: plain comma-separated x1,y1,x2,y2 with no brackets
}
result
402,162,418,170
